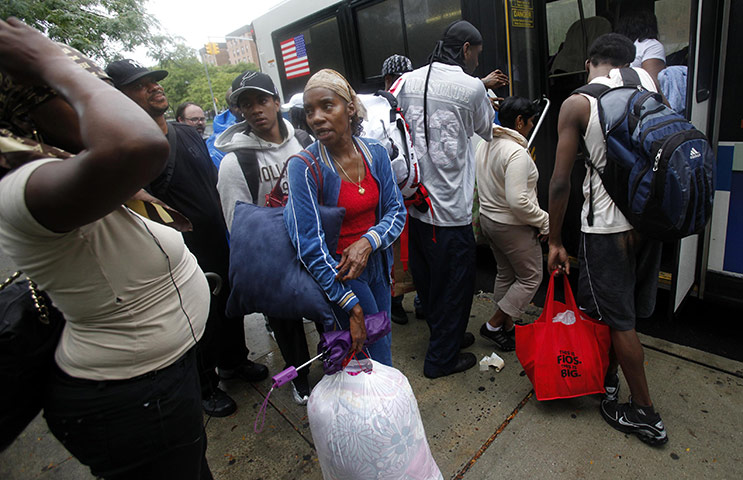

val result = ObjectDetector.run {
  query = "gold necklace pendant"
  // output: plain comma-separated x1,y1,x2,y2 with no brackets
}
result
358,186,365,195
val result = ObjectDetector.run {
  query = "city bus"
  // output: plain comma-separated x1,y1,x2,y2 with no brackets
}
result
251,0,742,314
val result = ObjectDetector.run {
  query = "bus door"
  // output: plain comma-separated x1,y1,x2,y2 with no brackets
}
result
669,0,728,314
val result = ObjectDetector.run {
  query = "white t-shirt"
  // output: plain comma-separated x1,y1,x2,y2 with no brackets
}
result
579,67,658,234
0,159,209,380
631,39,666,68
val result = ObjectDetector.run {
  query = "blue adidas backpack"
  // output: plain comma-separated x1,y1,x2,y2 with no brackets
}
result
575,68,715,241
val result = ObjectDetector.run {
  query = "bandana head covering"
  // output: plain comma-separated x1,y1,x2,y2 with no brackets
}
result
304,69,367,120
431,20,483,70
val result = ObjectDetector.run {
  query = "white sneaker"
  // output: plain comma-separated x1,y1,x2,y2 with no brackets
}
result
292,383,309,406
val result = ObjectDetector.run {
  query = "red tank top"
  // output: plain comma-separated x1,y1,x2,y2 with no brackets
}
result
336,160,379,254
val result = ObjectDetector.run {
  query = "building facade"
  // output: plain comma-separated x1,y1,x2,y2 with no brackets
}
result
226,24,260,67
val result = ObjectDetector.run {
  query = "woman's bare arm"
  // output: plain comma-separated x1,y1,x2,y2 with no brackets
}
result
0,18,169,232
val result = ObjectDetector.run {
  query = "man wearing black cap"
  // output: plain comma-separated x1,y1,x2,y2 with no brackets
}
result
397,21,495,379
105,59,269,417
214,70,313,405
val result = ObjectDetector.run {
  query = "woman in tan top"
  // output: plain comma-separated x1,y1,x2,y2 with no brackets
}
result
475,97,548,352
0,20,212,479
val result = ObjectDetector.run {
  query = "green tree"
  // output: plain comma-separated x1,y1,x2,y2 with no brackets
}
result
1,0,166,62
158,53,258,116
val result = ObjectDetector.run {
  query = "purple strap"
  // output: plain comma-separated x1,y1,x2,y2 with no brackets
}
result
254,385,275,434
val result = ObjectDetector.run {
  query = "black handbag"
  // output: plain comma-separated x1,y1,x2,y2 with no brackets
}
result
0,271,65,452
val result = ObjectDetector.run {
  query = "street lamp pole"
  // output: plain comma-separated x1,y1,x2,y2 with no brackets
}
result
199,49,219,117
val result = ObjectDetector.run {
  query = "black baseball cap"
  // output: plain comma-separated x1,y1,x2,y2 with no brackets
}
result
230,71,278,105
104,59,168,89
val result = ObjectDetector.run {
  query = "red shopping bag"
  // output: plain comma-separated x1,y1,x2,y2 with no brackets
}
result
516,271,611,401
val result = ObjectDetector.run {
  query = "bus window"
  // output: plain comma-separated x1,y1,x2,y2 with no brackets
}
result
307,17,346,75
356,0,405,81
655,0,691,61
403,0,462,66
546,0,596,60
275,16,346,97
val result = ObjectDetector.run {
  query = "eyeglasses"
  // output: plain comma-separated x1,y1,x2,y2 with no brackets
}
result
186,117,206,123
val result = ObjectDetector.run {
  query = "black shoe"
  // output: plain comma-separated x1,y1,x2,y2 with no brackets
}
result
391,303,409,325
202,388,237,417
460,332,475,349
600,399,668,446
479,323,515,352
219,360,269,383
414,295,425,319
424,352,477,379
604,372,620,402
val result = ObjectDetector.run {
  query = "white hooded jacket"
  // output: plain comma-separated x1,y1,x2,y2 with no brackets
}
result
215,118,306,231
475,125,549,234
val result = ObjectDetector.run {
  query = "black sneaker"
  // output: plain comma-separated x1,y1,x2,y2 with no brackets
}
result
600,399,668,446
202,388,237,417
218,360,269,383
460,332,475,349
391,302,409,325
479,323,515,352
604,372,620,402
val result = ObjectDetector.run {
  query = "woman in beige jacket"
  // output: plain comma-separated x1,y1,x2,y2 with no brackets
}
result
475,97,548,351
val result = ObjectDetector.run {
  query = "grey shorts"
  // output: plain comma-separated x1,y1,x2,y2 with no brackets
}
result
577,231,662,331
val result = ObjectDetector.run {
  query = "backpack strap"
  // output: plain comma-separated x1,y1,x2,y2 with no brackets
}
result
375,90,398,123
579,137,596,228
266,149,324,206
293,129,313,148
572,83,610,98
147,122,179,197
235,149,260,204
619,67,641,87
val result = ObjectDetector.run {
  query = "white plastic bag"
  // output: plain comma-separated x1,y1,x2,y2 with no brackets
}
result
308,359,442,480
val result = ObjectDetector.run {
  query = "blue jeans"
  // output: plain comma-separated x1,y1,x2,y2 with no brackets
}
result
331,250,393,366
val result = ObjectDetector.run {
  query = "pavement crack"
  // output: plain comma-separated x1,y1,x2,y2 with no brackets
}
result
452,390,534,479
250,383,316,450
641,343,743,379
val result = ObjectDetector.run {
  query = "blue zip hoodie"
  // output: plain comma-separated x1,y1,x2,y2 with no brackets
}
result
283,137,406,317
206,110,237,168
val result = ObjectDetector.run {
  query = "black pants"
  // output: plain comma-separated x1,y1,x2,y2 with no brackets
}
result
198,275,249,396
268,317,312,381
44,348,213,480
408,217,476,376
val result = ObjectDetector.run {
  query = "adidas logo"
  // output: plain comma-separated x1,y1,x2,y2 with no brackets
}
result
690,147,701,160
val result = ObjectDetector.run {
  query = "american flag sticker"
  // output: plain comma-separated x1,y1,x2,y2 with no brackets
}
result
281,34,310,80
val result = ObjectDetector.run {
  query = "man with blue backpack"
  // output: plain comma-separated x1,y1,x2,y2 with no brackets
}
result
547,33,715,447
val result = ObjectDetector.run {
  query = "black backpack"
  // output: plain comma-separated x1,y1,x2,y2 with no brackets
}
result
574,68,715,240
234,129,313,205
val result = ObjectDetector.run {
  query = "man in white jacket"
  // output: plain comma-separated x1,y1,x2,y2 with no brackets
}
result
215,71,313,404
397,21,495,379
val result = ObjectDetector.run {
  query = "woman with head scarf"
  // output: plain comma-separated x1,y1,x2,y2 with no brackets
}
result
283,69,406,365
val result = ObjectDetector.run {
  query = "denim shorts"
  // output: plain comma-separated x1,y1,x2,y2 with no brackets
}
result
577,231,662,331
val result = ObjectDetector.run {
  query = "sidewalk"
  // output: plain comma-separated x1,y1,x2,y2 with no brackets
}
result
2,294,742,479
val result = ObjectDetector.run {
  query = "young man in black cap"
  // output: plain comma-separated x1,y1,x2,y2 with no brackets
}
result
397,21,495,379
105,59,269,417
214,70,313,404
